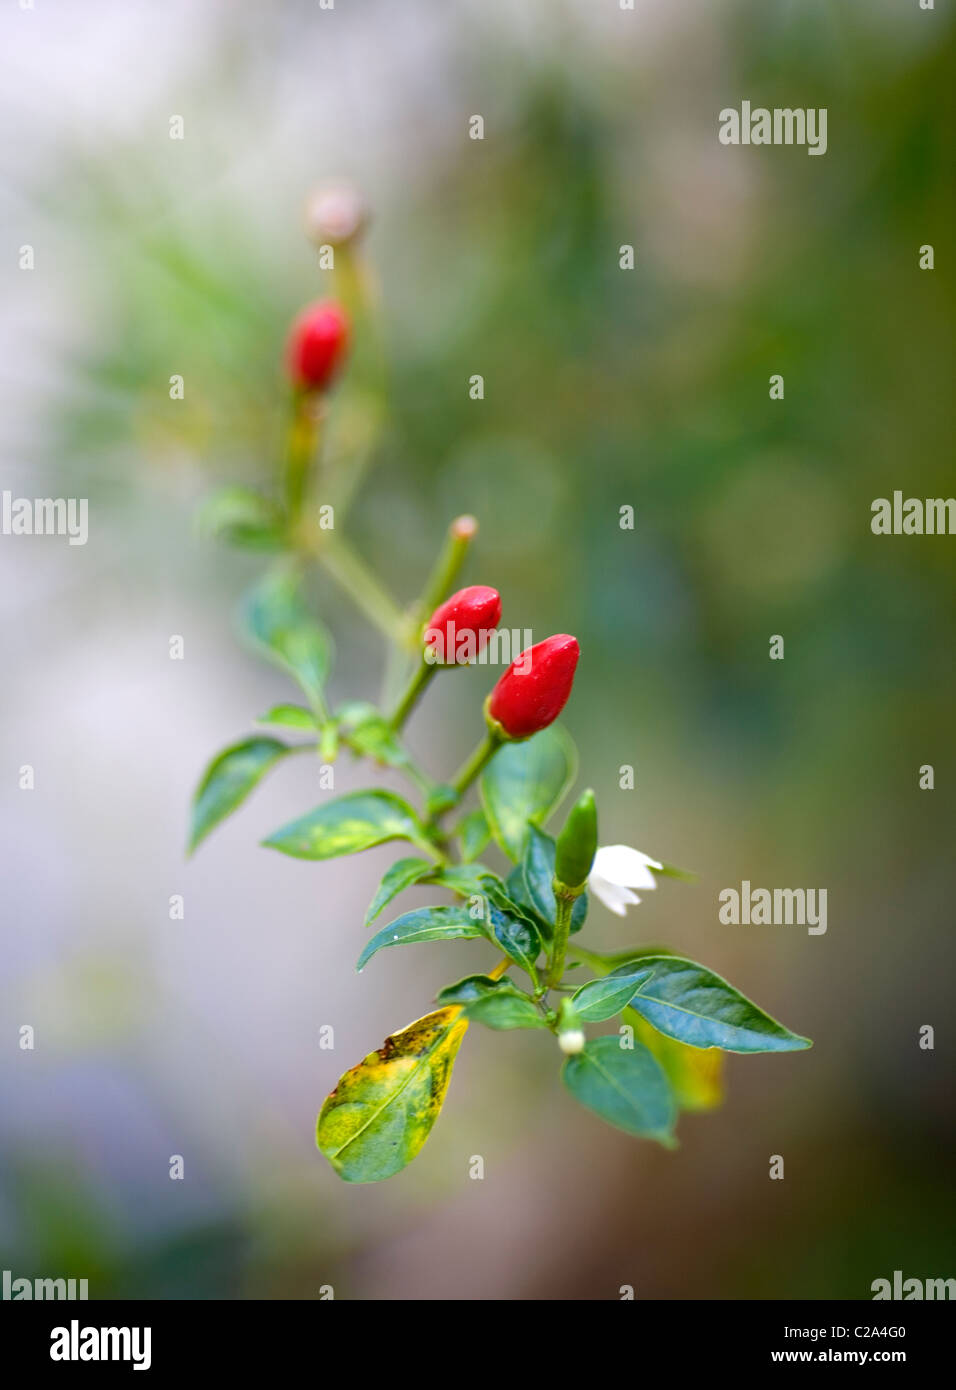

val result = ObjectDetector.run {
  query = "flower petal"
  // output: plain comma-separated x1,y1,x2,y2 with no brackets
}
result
589,874,641,917
591,844,661,891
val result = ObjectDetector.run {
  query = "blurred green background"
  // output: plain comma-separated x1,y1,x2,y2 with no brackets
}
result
1,0,953,1298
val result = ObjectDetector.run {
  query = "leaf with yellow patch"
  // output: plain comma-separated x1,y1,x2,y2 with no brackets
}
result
317,1007,469,1183
625,1008,724,1112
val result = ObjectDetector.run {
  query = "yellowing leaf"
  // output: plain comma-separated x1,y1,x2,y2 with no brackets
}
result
317,1007,469,1183
627,1008,724,1112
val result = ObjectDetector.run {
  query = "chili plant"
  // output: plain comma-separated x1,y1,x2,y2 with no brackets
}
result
189,192,811,1184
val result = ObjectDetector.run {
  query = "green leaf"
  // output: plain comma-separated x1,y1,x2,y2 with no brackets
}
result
570,963,656,1023
427,869,543,980
257,703,320,731
506,861,542,922
520,824,588,939
198,485,285,550
458,808,492,862
335,700,378,724
567,945,723,1107
629,956,813,1053
562,1036,676,1145
522,824,557,919
624,1009,724,1112
264,789,427,861
430,863,499,898
437,975,547,1031
357,905,486,971
242,569,332,712
482,889,543,982
480,725,577,861
189,736,290,853
317,1007,469,1183
364,857,434,927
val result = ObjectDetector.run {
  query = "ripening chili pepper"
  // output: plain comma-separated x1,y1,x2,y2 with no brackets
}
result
555,788,598,891
487,634,579,740
286,300,350,391
424,585,502,666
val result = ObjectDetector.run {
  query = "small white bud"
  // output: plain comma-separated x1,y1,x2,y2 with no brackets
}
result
558,1029,586,1055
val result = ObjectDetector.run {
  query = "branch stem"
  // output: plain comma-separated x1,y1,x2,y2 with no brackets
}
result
547,889,577,989
389,658,436,730
317,534,407,644
450,730,502,801
417,515,478,621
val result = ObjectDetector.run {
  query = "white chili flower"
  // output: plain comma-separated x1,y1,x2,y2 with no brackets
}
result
588,844,662,917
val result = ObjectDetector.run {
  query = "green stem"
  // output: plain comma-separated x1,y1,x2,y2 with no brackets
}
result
285,393,321,522
317,534,407,644
415,834,451,868
547,890,576,989
383,514,478,714
450,730,503,800
417,515,478,620
389,658,436,730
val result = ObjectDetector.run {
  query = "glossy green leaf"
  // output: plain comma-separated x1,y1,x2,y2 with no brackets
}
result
431,863,499,898
357,905,486,971
317,1007,469,1183
364,857,434,927
629,956,813,1053
433,869,543,980
263,789,427,861
437,975,546,1031
257,703,319,731
242,569,332,711
482,890,543,982
198,485,285,550
479,725,577,861
562,1036,676,1145
189,736,289,853
520,824,588,939
625,1009,724,1112
458,808,492,862
506,861,541,921
570,962,656,1022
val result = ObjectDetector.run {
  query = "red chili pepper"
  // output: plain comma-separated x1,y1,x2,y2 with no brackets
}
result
286,301,350,391
488,634,579,739
424,585,502,665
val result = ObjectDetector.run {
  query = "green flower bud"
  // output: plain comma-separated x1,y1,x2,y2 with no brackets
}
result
554,788,598,893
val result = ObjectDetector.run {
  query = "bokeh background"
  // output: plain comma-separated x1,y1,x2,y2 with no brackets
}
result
1,0,954,1299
